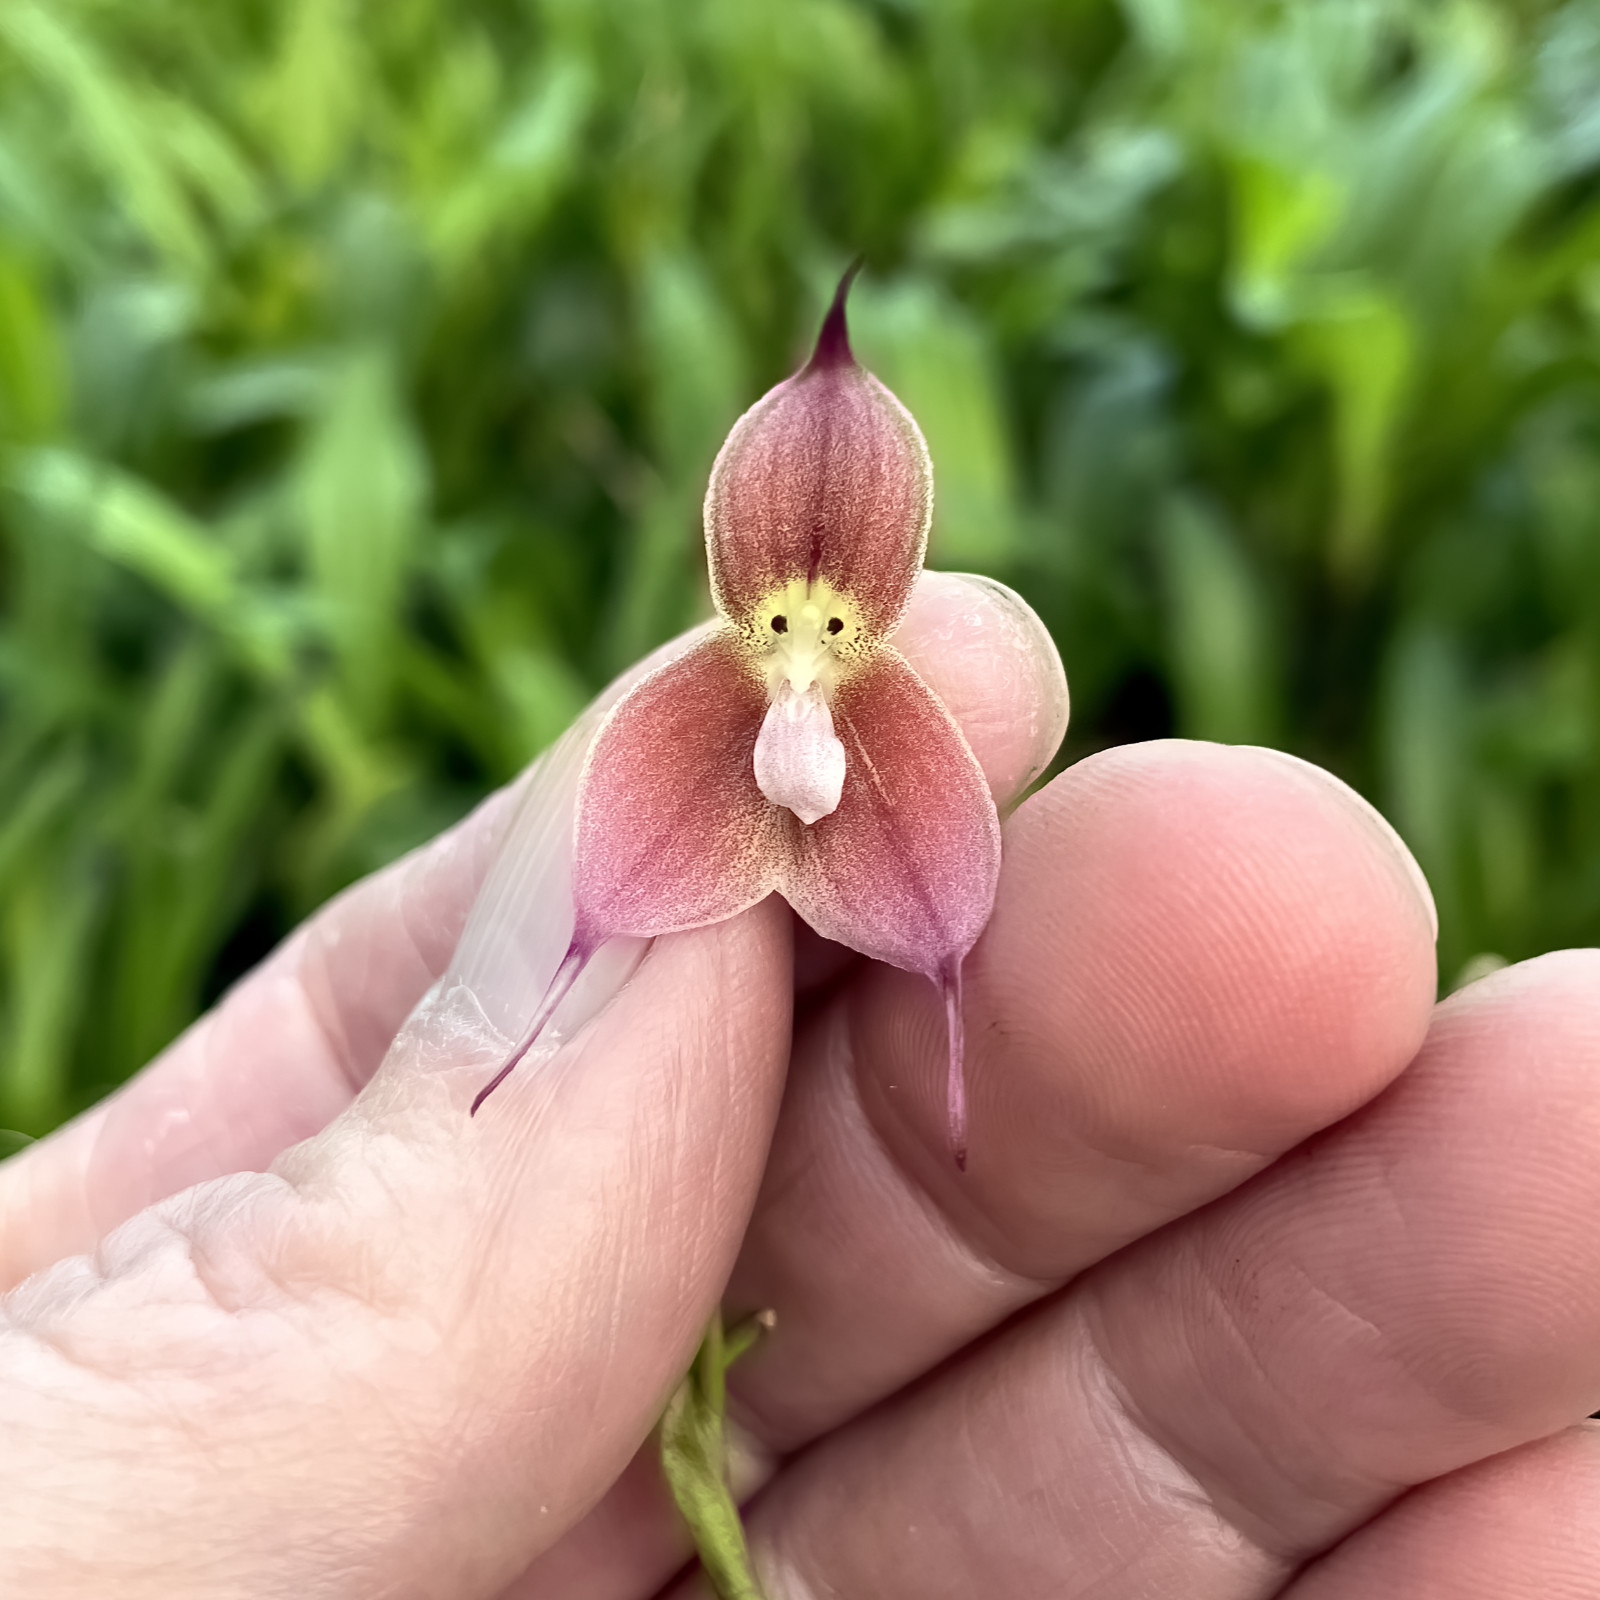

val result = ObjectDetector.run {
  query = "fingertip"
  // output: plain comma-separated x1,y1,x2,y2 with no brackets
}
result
959,739,1440,1252
893,571,1069,805
1242,745,1439,942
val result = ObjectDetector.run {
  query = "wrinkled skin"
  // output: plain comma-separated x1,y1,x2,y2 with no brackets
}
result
2,571,1599,1600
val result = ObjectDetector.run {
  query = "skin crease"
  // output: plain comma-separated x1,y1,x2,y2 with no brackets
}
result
0,575,1596,1599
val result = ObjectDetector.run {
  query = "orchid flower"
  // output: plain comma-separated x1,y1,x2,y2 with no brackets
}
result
473,266,1001,1167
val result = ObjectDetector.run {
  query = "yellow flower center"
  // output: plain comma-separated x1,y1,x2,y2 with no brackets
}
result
753,576,865,699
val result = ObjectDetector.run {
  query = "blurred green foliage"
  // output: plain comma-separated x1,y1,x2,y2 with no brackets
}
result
2,0,1599,1133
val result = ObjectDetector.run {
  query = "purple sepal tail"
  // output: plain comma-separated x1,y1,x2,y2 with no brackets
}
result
806,257,865,372
470,940,592,1115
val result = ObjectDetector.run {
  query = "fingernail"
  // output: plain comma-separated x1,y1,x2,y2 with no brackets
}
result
385,624,723,1086
894,571,1070,804
1248,747,1439,941
383,714,599,1084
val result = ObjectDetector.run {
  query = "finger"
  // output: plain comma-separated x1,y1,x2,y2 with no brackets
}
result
509,742,1439,1597
0,573,1064,1291
704,951,1600,1600
731,742,1439,1448
1,900,793,1595
892,569,1069,809
1280,1425,1600,1600
1090,949,1600,1551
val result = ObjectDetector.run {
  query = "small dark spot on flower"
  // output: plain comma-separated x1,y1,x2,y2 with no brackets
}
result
827,617,844,635
771,615,787,633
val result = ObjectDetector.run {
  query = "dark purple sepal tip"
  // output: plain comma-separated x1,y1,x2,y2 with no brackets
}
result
807,257,865,371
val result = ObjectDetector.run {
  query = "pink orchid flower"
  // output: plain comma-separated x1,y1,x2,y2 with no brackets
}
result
473,267,1001,1168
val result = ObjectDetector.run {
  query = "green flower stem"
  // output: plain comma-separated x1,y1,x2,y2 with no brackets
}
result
660,1308,775,1600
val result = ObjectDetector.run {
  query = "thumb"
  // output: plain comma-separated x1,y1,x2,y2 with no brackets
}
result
0,702,793,1597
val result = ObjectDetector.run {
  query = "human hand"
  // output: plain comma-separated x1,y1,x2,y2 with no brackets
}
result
1,570,1596,1600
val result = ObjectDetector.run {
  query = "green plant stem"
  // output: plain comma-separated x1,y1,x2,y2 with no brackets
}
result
660,1308,774,1600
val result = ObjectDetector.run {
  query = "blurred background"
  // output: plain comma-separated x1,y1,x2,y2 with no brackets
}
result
1,0,1598,1136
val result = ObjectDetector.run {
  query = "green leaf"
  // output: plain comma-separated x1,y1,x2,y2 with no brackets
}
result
852,278,1019,569
253,0,366,190
608,247,744,663
12,447,237,621
425,53,594,272
0,246,63,438
1291,287,1415,582
1159,494,1280,746
1,844,101,1131
0,3,207,269
296,348,426,724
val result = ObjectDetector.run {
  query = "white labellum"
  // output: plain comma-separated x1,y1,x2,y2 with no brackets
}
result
754,680,846,825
